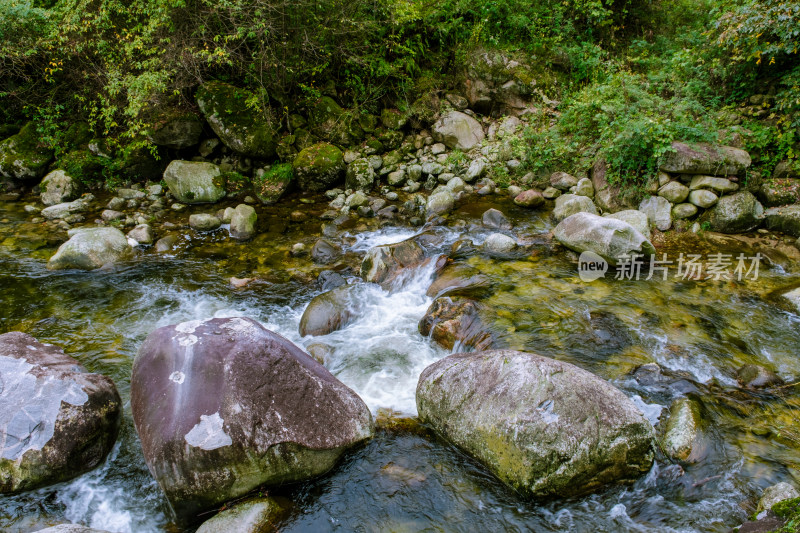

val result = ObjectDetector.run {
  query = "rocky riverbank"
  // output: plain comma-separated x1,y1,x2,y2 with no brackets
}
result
1,77,800,532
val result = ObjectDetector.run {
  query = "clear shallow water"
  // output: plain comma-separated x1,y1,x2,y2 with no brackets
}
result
0,193,799,532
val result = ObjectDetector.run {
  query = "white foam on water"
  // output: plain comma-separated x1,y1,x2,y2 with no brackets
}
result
343,227,421,253
57,443,165,533
292,258,448,415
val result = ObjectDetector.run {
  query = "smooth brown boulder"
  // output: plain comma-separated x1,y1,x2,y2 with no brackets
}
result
131,317,373,522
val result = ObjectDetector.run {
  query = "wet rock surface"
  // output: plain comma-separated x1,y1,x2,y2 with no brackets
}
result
131,317,374,522
0,332,121,494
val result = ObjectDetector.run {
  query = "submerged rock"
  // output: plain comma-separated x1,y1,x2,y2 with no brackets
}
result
47,227,133,270
299,284,362,337
360,237,425,286
418,297,495,351
662,396,704,463
737,364,784,389
163,160,226,204
131,317,374,522
416,350,655,498
427,264,491,299
553,212,655,265
0,332,121,494
196,496,286,533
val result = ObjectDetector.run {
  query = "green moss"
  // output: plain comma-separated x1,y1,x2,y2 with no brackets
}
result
772,497,800,532
0,122,54,180
253,163,293,204
220,171,250,194
196,81,278,159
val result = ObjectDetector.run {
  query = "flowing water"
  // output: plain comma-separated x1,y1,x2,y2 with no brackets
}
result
1,190,799,532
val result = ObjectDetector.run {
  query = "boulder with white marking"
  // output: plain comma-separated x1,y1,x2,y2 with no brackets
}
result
0,332,121,494
131,317,374,522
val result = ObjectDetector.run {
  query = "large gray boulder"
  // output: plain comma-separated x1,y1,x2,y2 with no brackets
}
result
40,170,81,206
131,317,374,521
431,111,485,150
47,227,133,270
40,196,92,220
553,212,655,265
659,142,751,176
0,332,121,494
163,160,226,204
765,205,800,238
552,194,598,222
345,157,375,191
704,191,764,233
196,81,278,158
416,350,655,498
426,190,455,217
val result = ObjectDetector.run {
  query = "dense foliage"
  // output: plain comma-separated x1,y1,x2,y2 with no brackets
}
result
0,0,798,186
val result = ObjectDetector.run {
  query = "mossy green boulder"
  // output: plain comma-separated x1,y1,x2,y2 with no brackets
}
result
308,96,363,146
196,81,278,159
253,163,293,204
147,110,203,149
292,143,345,191
417,350,655,498
0,122,54,181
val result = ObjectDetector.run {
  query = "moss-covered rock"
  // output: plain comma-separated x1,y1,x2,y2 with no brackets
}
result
292,143,345,191
196,81,278,159
0,122,54,181
380,108,407,130
308,96,363,146
416,350,656,498
146,110,203,149
253,163,293,204
345,157,375,191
